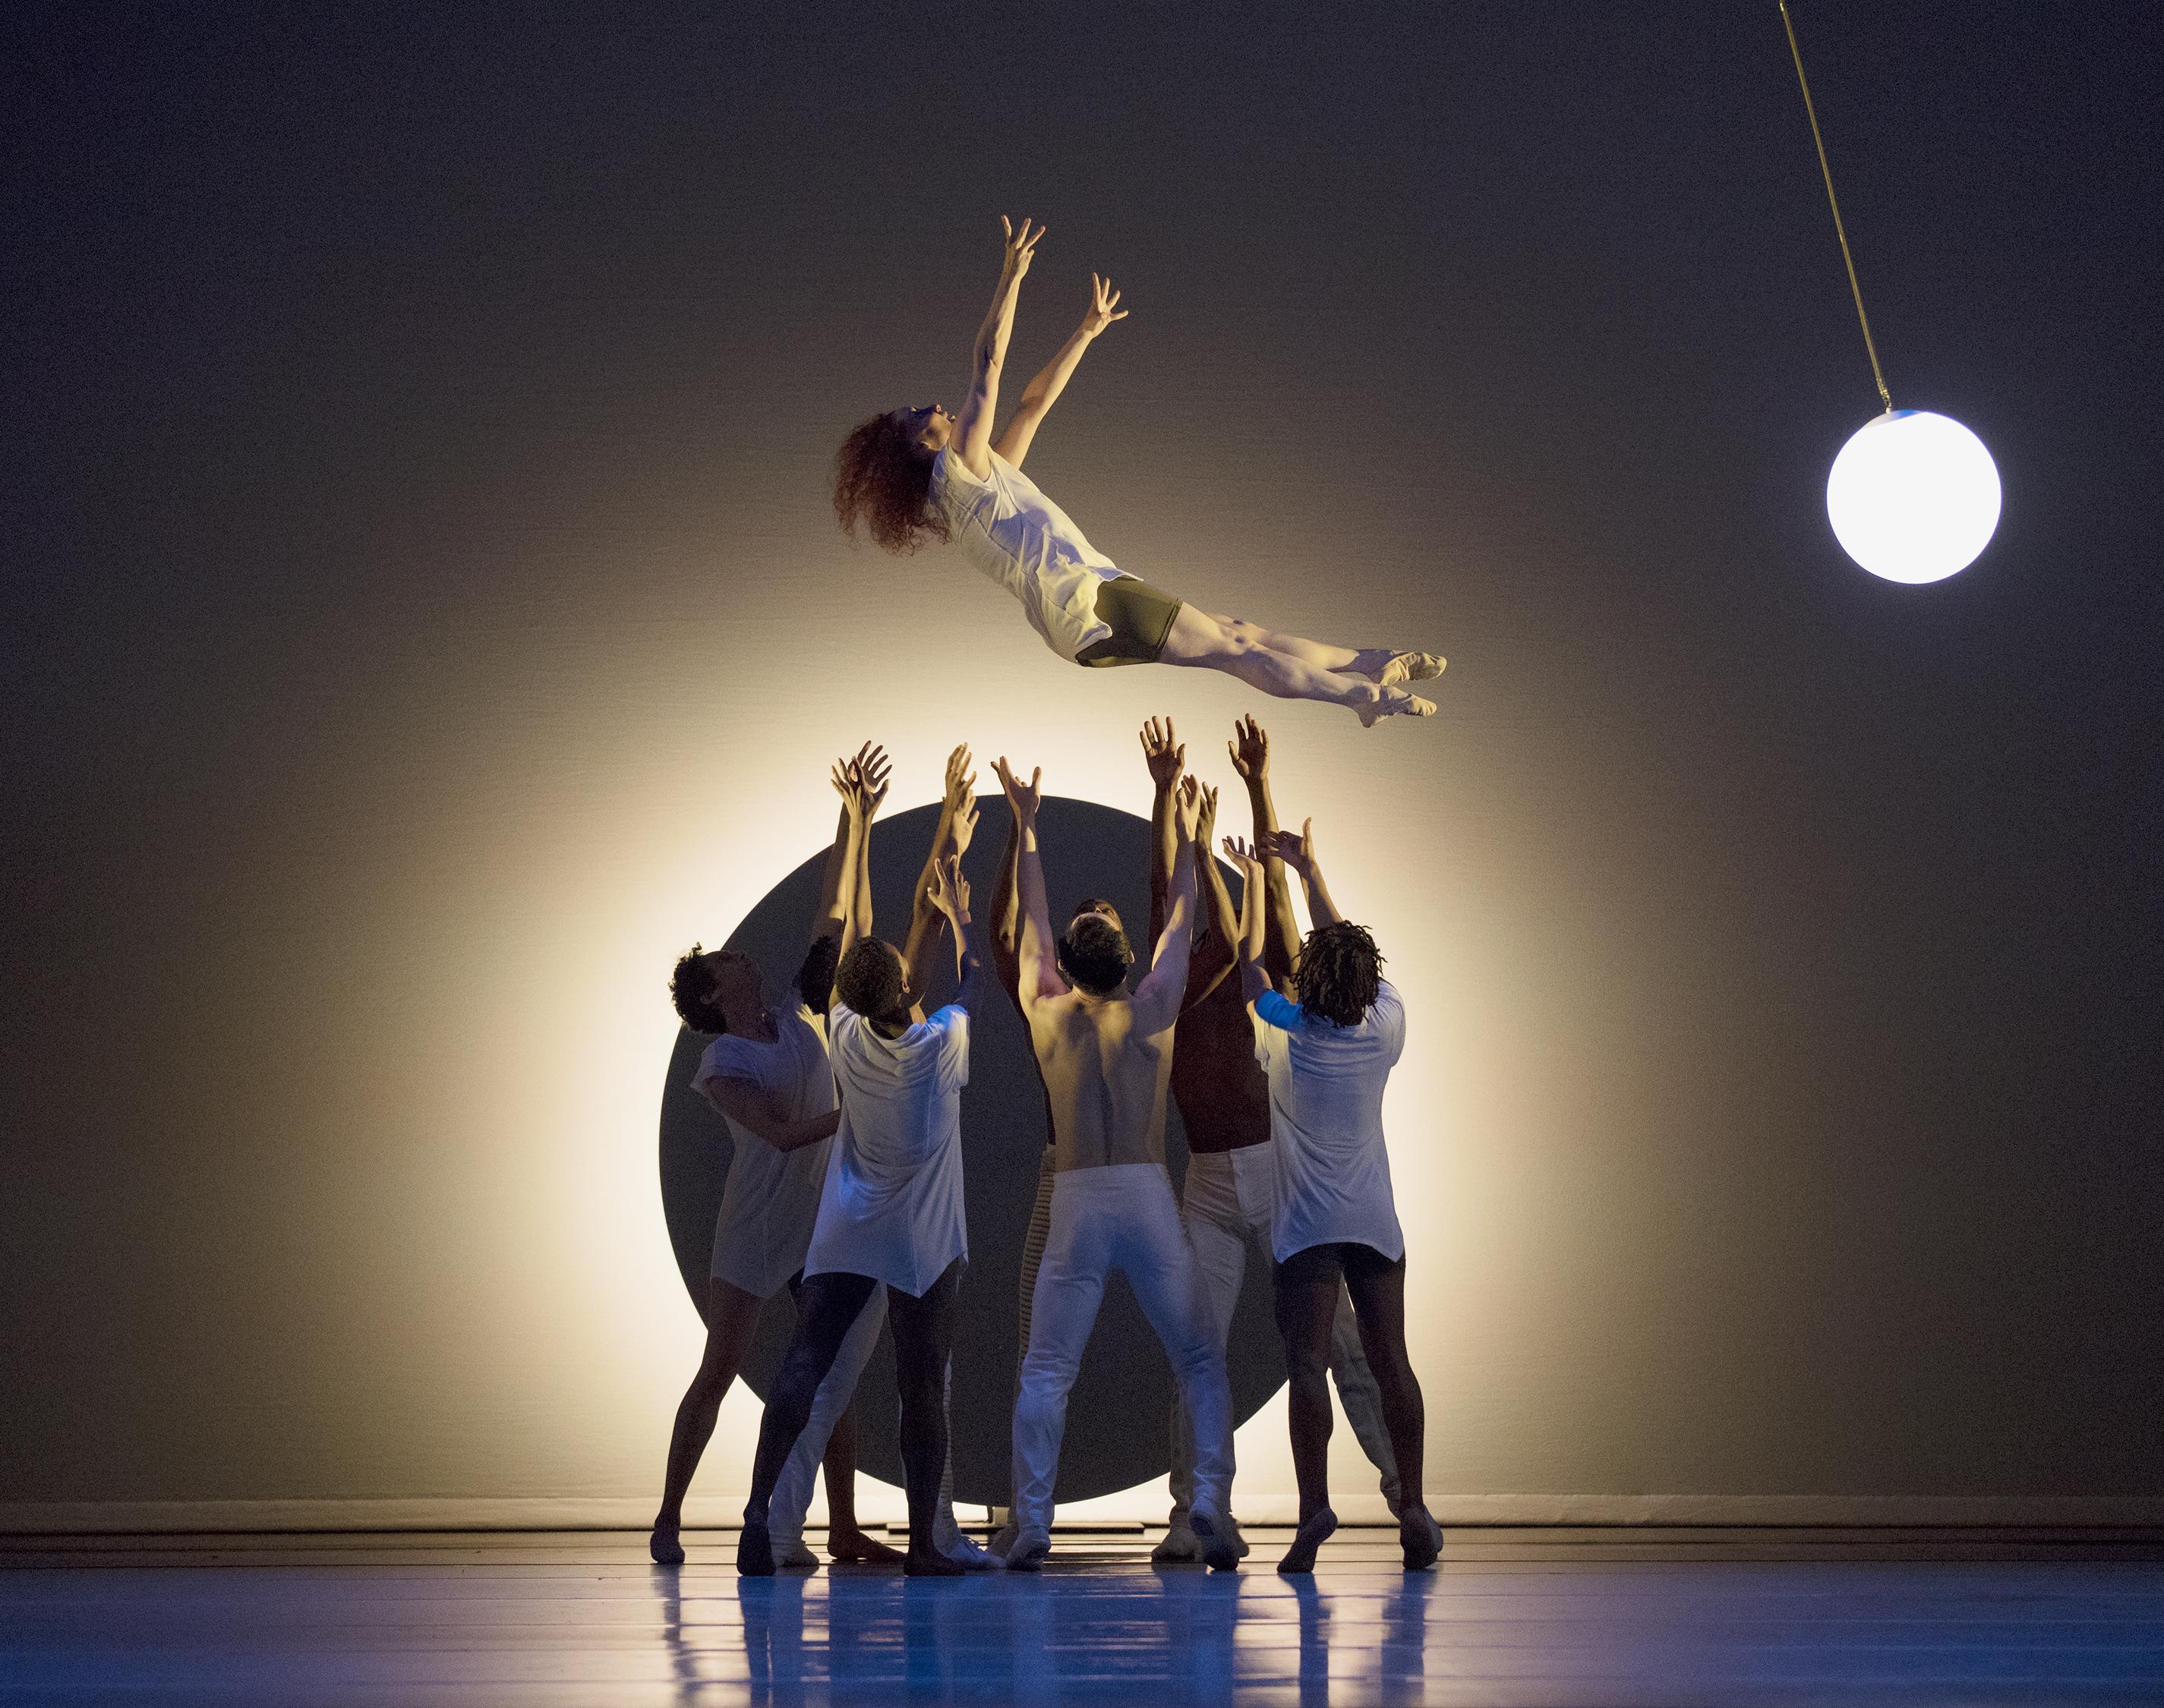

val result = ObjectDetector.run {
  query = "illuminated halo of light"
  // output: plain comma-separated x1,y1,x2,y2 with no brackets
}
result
1825,409,2001,584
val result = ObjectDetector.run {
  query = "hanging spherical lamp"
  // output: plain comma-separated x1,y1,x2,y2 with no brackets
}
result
1781,3,2001,584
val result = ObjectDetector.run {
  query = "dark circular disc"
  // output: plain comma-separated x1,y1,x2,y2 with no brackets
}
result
658,795,1286,1506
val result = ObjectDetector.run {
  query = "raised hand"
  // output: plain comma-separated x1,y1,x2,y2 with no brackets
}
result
942,743,977,815
1082,273,1128,337
1195,782,1219,848
1173,774,1203,841
1265,817,1317,880
1139,716,1185,790
1000,215,1047,279
949,793,981,859
858,742,893,817
1229,714,1270,784
992,755,1043,822
929,853,970,921
1221,834,1266,883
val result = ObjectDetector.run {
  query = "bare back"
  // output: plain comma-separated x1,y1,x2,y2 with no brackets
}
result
1027,988,1175,1172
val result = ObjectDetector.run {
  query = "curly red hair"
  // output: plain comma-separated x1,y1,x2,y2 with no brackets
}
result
834,411,951,555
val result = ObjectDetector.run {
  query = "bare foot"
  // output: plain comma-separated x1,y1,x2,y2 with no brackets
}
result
1399,1505,1443,1572
828,1527,905,1565
735,1520,774,1577
648,1519,685,1567
1356,685,1437,726
1276,1508,1337,1575
904,1548,969,1577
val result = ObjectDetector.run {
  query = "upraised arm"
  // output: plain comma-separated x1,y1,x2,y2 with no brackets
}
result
901,745,978,1004
1267,815,1342,928
989,810,1025,1007
1230,714,1302,985
1132,777,1203,1032
926,853,983,1017
954,217,1045,479
993,273,1128,470
1221,835,1274,1007
1140,717,1185,948
809,739,881,946
828,748,890,1008
993,756,1065,1008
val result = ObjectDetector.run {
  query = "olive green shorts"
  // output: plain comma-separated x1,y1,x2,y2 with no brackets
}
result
1076,575,1183,668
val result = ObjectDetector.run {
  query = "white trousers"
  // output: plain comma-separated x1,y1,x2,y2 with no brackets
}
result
1009,1162,1234,1538
1168,1144,1404,1520
765,1284,965,1554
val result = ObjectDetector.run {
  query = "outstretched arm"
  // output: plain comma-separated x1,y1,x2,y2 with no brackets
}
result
1222,837,1273,1010
989,809,1025,1009
954,216,1045,479
1229,715,1302,985
901,745,978,1005
1132,777,1203,1032
1268,816,1342,928
827,748,890,1009
1140,717,1185,950
993,273,1128,470
993,756,1066,1009
809,739,882,945
926,854,983,1017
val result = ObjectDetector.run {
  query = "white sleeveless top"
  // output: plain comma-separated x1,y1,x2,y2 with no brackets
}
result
690,995,838,1298
929,446,1131,663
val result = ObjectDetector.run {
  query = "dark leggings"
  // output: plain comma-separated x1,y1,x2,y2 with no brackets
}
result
744,1259,964,1555
1273,1242,1424,1521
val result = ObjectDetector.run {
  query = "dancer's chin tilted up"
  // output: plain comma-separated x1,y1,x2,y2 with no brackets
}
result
993,755,1242,1574
1222,819,1443,1574
737,752,986,1579
833,216,1446,726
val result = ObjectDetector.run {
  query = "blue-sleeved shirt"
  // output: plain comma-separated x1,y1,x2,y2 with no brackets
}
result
1252,982,1407,1262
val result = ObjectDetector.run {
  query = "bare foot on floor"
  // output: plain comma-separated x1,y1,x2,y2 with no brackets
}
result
648,1520,685,1567
1276,1508,1337,1575
1357,685,1437,726
828,1527,906,1565
735,1521,774,1577
904,1548,969,1577
1400,1505,1443,1571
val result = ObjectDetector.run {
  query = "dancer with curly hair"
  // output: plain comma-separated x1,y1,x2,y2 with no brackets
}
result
1222,816,1444,1575
834,217,1444,726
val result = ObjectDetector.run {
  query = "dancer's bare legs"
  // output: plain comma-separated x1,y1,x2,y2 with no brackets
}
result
1159,607,1437,724
1203,616,1446,689
651,1278,765,1564
819,1402,904,1564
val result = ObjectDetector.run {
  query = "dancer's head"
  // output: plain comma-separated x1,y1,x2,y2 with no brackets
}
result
1295,921,1383,1027
670,944,761,1035
835,938,914,1025
1058,904,1134,996
834,405,956,555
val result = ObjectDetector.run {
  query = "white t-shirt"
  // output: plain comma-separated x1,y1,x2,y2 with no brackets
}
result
929,446,1132,663
805,1001,971,1297
690,995,838,1298
1253,982,1408,1264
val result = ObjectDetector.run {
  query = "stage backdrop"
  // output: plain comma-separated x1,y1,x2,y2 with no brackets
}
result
4,4,2160,1530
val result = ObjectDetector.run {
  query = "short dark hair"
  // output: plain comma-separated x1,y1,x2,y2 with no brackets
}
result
834,411,951,555
836,938,907,1019
1295,921,1383,1027
670,944,728,1035
1058,912,1134,995
796,935,841,1017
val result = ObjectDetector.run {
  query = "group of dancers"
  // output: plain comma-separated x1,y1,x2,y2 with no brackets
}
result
656,716,1438,1577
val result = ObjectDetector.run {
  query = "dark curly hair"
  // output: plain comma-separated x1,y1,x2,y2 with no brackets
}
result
1295,921,1383,1027
835,938,908,1020
1058,913,1134,996
796,935,841,1018
670,944,729,1035
834,411,951,555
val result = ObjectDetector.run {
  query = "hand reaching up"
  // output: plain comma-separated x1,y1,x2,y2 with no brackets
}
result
992,755,1043,823
1082,273,1128,337
1000,215,1046,279
1264,817,1316,880
1173,774,1203,842
929,853,970,922
942,743,977,815
1221,834,1266,887
1139,717,1185,791
1229,714,1270,783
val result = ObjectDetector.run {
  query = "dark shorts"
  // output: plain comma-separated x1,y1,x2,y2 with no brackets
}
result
1076,575,1183,668
1274,1240,1406,1290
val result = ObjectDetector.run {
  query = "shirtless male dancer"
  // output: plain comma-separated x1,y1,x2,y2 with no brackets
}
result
993,756,1241,1572
652,742,902,1568
1137,716,1406,1565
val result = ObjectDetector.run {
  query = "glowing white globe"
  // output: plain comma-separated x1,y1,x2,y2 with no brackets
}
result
1825,408,2001,584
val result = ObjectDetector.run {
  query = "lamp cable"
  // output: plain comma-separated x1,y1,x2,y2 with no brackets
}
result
1779,0,1892,411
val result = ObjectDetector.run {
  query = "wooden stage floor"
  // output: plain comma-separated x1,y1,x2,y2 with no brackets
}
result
5,1527,2163,1704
